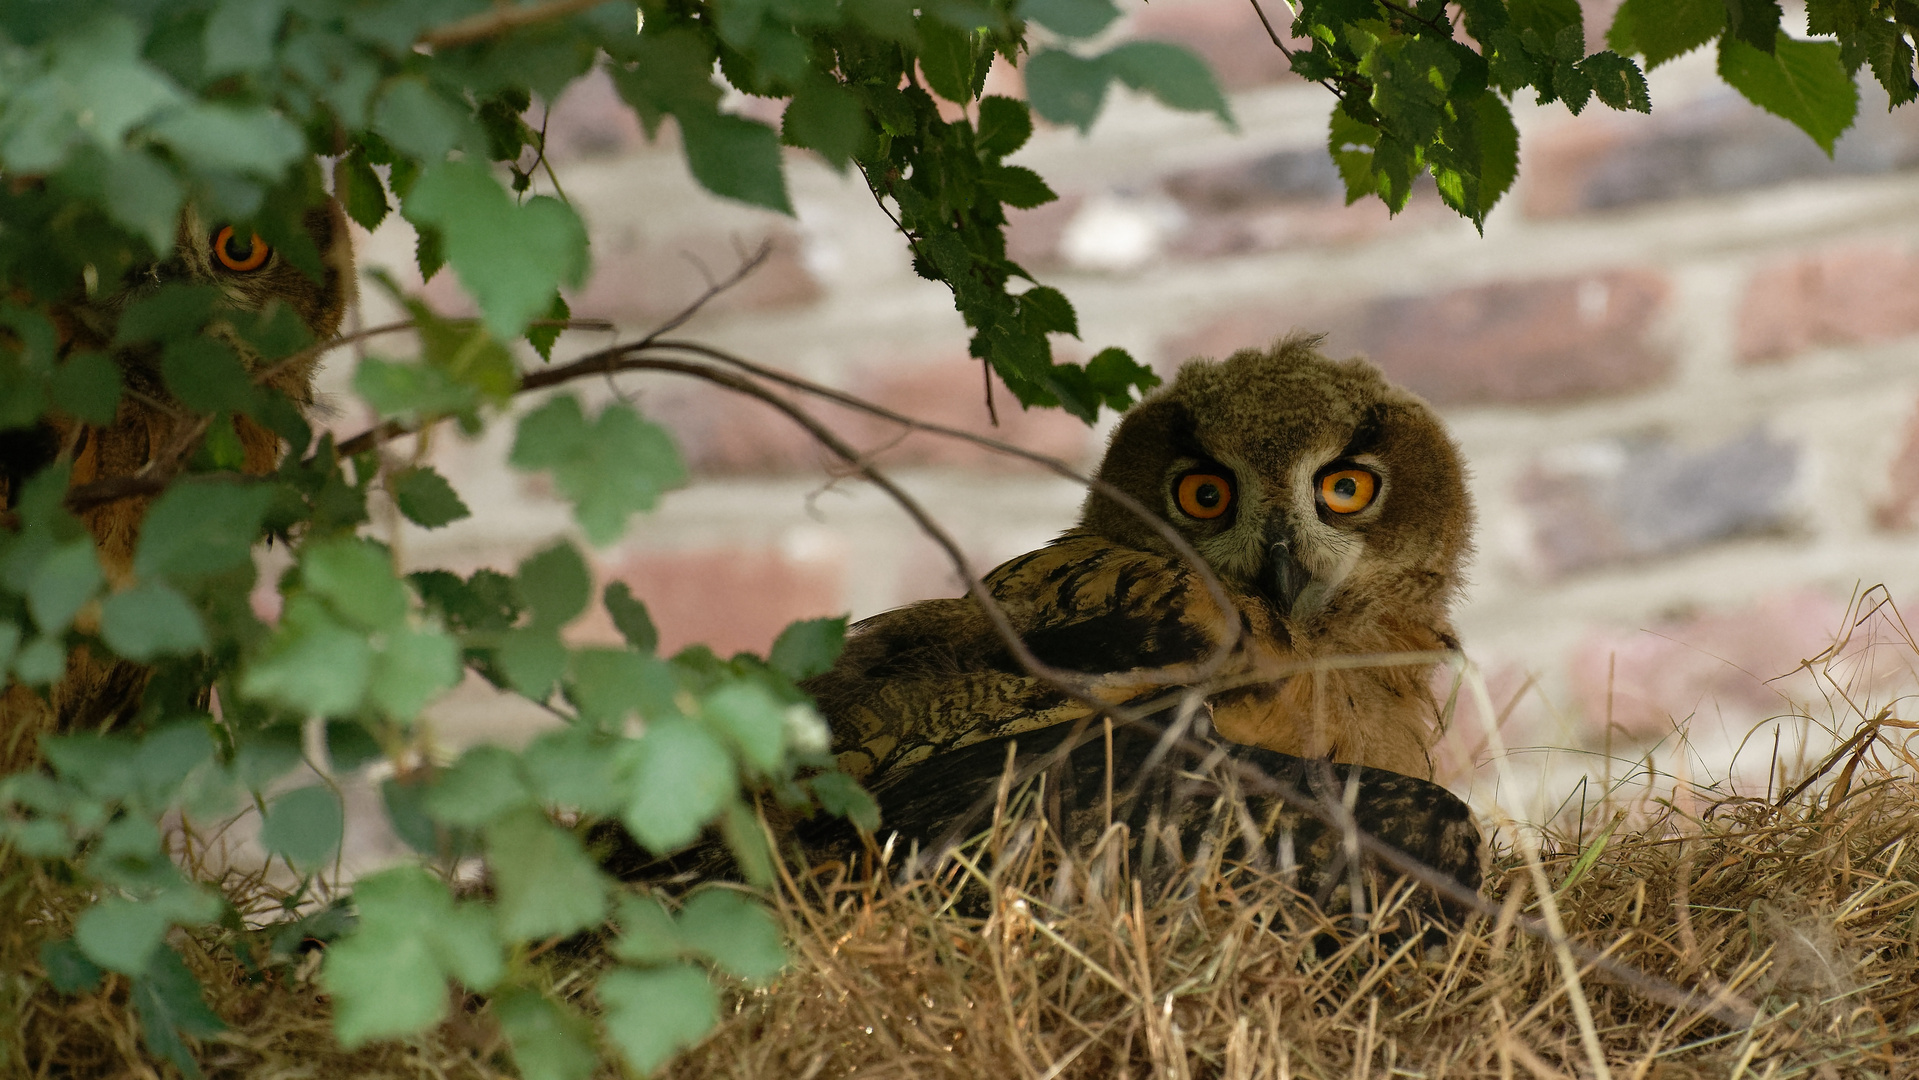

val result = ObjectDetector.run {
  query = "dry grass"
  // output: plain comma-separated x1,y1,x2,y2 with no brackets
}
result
7,603,1919,1079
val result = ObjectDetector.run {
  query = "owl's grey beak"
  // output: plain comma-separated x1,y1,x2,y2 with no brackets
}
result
1265,538,1313,619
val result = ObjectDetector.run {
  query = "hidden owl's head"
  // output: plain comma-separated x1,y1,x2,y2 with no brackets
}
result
1080,335,1472,637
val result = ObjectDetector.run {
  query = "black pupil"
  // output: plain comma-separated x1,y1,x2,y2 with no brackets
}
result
1194,482,1221,508
222,233,254,262
1333,476,1357,499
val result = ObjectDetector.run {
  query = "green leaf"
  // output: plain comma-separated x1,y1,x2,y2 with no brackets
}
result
1606,0,1724,68
373,77,475,163
162,338,261,416
918,15,985,104
497,628,569,698
569,648,657,728
403,160,590,338
41,939,105,994
810,771,880,831
99,581,209,660
509,396,687,546
336,149,391,231
767,616,846,681
368,627,461,721
1581,51,1653,113
1103,41,1234,128
28,539,102,633
677,890,786,982
1718,34,1859,155
326,721,385,773
1025,48,1112,132
1019,0,1120,38
603,582,659,653
612,894,683,964
13,637,67,685
784,80,868,169
389,466,471,529
974,96,1033,159
981,163,1057,209
134,480,275,581
203,0,287,77
260,785,344,869
517,542,593,629
495,989,598,1080
678,111,795,214
0,16,184,173
484,806,608,940
352,356,482,421
147,103,305,179
1017,286,1078,337
527,292,569,362
622,718,734,853
1723,0,1783,53
323,869,466,1046
48,351,121,424
701,682,787,774
522,727,635,815
1507,0,1584,42
303,538,409,631
241,595,374,717
425,745,534,828
75,897,170,974
132,945,225,1079
598,964,720,1075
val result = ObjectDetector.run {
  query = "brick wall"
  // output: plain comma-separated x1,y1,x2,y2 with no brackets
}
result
323,5,1919,822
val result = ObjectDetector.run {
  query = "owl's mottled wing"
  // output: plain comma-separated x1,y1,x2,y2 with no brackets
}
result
805,531,1251,781
793,714,1484,930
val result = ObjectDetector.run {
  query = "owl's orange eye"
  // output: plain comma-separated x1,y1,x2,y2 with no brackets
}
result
1319,469,1377,514
212,226,271,272
1176,471,1234,520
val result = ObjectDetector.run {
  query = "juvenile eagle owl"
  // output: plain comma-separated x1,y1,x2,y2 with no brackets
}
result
810,335,1473,786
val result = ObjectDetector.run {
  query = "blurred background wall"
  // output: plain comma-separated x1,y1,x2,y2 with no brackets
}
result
323,0,1919,825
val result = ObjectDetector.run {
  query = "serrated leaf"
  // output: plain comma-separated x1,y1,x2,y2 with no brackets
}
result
326,721,384,773
1018,0,1120,38
100,581,208,660
203,0,287,77
918,14,984,104
527,292,569,362
975,95,1033,159
677,890,786,982
425,745,534,828
323,867,506,1046
622,718,734,853
517,542,592,629
134,480,275,581
368,627,461,720
1024,48,1111,132
1581,51,1652,113
701,682,787,774
303,538,409,631
496,989,598,1080
1718,34,1859,154
598,964,720,1075
389,466,471,529
1606,0,1724,68
335,149,391,231
509,396,687,545
241,595,374,716
28,539,102,633
75,888,216,975
981,163,1057,209
612,894,683,964
260,785,344,869
352,356,482,421
147,103,305,179
1,16,184,173
497,628,569,698
768,616,846,681
522,726,635,815
603,582,659,653
484,806,608,940
373,77,474,163
810,771,880,831
678,111,795,214
1103,41,1234,128
403,160,590,338
569,648,661,728
784,80,868,169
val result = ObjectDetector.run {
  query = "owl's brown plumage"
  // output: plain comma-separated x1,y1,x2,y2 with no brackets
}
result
810,335,1474,784
0,200,354,772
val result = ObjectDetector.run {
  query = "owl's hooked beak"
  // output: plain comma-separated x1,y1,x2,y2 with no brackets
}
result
1264,536,1316,621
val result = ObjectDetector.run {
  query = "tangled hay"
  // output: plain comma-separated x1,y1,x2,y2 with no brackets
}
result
6,611,1919,1078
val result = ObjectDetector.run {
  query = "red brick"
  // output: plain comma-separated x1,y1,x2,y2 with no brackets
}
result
1567,590,1844,739
1875,396,1919,530
583,544,846,657
1163,270,1672,404
1125,0,1301,91
644,379,836,476
568,227,821,325
1735,244,1919,363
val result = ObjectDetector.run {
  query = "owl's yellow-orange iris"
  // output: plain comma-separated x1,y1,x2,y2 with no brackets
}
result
213,226,271,272
1176,472,1233,519
1319,469,1376,514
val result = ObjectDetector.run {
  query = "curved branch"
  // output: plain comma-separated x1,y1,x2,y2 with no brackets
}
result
417,0,613,49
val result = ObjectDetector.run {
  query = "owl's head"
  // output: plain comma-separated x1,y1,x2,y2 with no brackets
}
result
1080,335,1473,638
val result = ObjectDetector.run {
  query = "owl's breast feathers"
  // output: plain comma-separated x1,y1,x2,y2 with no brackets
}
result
809,531,1448,783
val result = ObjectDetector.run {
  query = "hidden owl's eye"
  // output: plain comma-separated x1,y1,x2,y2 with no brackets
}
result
1175,471,1234,520
212,226,271,272
1318,468,1378,515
